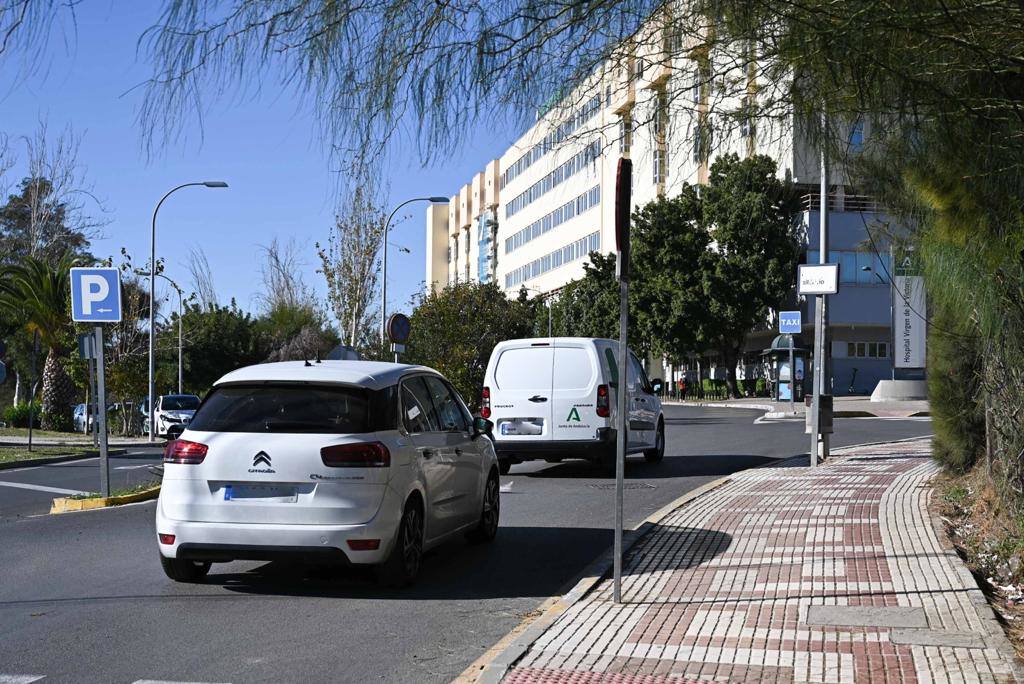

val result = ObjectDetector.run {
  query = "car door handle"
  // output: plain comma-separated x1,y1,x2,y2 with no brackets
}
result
528,395,548,403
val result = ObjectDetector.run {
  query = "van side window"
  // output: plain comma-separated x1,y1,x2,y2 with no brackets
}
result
629,353,653,394
400,377,441,433
604,348,619,387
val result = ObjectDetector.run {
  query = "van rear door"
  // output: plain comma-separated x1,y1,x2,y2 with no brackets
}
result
550,342,602,442
490,343,554,442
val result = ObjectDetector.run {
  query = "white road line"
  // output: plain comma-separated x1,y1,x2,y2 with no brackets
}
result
0,481,91,496
0,457,99,474
114,464,155,470
132,680,231,684
0,675,46,683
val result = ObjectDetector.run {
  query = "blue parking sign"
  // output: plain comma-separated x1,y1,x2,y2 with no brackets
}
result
71,267,122,323
779,310,801,334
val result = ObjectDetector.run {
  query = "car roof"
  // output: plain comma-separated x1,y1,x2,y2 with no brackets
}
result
493,337,616,348
213,360,437,391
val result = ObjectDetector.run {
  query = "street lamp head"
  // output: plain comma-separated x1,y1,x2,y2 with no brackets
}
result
428,196,448,203
203,181,229,188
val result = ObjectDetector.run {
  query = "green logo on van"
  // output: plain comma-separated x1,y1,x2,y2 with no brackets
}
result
566,407,581,422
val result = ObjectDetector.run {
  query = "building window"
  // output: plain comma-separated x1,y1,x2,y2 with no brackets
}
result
849,119,865,153
693,120,711,163
808,250,891,284
653,89,668,139
653,149,667,185
504,231,600,289
619,112,632,154
847,342,888,358
739,96,756,138
506,140,601,218
505,185,600,254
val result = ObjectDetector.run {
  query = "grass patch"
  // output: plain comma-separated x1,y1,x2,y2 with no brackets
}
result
0,446,99,464
69,481,159,500
0,427,89,440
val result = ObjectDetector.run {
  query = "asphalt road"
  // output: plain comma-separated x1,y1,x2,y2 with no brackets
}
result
0,448,164,521
0,406,933,683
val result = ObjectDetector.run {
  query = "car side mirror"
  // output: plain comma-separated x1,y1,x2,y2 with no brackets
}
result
472,416,493,439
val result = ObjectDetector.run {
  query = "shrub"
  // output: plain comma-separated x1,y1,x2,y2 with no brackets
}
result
3,401,42,429
928,307,985,471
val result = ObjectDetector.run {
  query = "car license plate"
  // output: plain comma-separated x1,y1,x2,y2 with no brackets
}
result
500,419,544,436
224,484,297,503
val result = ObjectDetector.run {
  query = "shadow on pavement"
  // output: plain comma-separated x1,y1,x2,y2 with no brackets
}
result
521,453,784,480
213,525,612,601
623,525,732,575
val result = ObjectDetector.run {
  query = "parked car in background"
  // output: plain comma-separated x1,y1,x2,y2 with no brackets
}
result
482,337,665,474
73,403,91,432
146,394,201,439
155,361,500,585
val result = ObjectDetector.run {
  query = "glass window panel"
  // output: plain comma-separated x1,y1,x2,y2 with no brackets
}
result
868,342,878,357
856,342,866,357
840,252,857,283
856,252,874,283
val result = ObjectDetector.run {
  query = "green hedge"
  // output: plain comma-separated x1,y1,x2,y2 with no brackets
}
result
928,307,985,471
3,401,42,429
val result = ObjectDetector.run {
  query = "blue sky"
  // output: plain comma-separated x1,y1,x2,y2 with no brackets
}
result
0,1,514,320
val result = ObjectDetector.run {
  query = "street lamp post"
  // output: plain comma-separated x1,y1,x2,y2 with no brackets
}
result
380,196,448,346
148,181,227,441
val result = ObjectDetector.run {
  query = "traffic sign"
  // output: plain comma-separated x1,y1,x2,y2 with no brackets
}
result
779,310,802,334
386,313,411,344
70,268,122,323
77,332,97,360
797,263,840,295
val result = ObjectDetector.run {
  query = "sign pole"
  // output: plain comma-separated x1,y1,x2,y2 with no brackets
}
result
810,114,830,467
789,336,795,414
95,326,110,497
612,157,632,605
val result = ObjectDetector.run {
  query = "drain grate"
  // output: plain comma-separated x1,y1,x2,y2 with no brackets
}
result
588,482,656,490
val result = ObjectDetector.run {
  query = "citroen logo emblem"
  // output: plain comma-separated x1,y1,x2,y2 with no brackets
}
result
253,451,272,467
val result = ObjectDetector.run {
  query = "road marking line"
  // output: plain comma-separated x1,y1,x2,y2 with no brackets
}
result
132,680,231,684
114,464,154,470
0,481,91,496
0,675,46,683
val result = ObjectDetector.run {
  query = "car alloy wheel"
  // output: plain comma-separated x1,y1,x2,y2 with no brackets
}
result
482,476,500,536
400,505,423,578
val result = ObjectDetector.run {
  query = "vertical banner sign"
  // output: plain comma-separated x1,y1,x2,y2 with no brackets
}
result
894,276,926,368
613,157,632,605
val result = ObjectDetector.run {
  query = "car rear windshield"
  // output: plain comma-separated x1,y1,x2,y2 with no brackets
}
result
187,383,397,434
162,395,200,411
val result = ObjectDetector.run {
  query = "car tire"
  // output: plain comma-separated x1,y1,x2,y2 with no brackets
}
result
160,555,211,583
498,459,512,475
380,498,424,587
644,419,665,462
467,473,500,544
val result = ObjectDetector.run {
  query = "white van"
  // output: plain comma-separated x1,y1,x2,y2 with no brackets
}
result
482,338,665,473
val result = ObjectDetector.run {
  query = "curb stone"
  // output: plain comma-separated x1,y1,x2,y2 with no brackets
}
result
0,449,127,471
50,484,161,514
468,476,733,684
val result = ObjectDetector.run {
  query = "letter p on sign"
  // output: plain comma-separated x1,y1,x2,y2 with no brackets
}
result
71,267,122,323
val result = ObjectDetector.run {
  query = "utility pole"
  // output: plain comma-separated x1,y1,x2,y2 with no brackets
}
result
810,113,831,466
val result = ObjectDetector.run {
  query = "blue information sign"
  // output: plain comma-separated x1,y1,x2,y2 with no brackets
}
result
779,310,801,334
70,267,122,323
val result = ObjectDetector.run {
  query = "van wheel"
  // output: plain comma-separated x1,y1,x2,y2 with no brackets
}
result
644,420,665,462
160,555,211,583
380,499,424,587
467,473,500,543
498,459,512,475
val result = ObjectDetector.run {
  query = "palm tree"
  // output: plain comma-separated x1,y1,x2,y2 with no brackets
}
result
0,255,82,431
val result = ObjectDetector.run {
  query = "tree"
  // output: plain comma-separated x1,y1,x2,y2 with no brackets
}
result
404,281,535,408
317,188,384,349
549,253,623,341
179,300,267,394
0,254,80,430
630,188,710,360
699,154,800,398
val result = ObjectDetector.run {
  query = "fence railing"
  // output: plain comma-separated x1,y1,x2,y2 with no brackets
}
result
800,193,882,213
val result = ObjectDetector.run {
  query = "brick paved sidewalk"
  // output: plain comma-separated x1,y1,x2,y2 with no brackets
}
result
502,439,1022,683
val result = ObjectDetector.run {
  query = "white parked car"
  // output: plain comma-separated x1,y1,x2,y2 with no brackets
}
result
149,394,201,438
482,337,665,473
155,361,500,585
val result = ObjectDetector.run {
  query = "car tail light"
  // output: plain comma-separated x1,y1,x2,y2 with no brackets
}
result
481,386,491,419
158,533,176,545
596,384,610,418
321,442,390,468
163,439,208,464
347,539,381,551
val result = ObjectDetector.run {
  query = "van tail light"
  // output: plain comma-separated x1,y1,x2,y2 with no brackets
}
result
321,442,391,468
159,533,176,545
481,386,491,419
596,384,610,418
164,439,208,464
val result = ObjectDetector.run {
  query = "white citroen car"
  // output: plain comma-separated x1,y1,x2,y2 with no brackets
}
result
155,361,500,585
